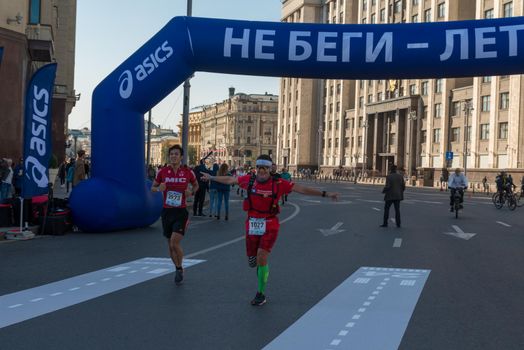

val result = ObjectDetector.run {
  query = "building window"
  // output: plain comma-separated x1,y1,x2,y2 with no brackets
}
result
435,79,443,93
412,14,418,23
247,137,251,144
481,95,491,112
335,138,339,148
504,2,513,17
358,136,362,147
371,13,376,24
337,83,341,95
336,102,340,112
335,119,340,130
482,76,492,83
451,127,460,142
421,81,428,95
329,121,333,130
378,92,383,101
293,139,296,148
499,122,508,139
358,116,363,127
247,126,251,133
484,9,494,19
409,84,417,95
434,103,442,118
363,0,368,10
421,130,427,143
359,96,364,108
394,0,401,13
423,106,428,119
480,124,490,140
424,9,431,22
380,8,385,22
362,18,367,24
412,0,419,5
452,101,460,116
328,138,332,148
29,0,41,24
368,94,373,103
433,128,441,143
500,92,509,110
437,3,445,18
345,118,350,130
329,103,333,113
344,137,350,148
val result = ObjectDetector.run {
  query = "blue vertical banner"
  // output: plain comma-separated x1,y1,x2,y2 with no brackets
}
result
22,63,57,199
0,47,4,64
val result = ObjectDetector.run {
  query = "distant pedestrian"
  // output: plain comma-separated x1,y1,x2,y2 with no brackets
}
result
208,163,219,217
215,163,231,220
482,176,488,194
73,150,86,187
58,160,67,187
66,158,75,193
380,165,405,228
0,158,13,203
192,160,209,216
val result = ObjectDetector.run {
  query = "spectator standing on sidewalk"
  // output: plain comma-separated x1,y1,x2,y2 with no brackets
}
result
192,160,209,216
13,158,24,196
0,159,13,203
58,160,67,188
380,165,405,228
482,176,488,194
215,163,231,220
280,168,291,204
73,150,86,187
66,158,75,193
208,163,219,217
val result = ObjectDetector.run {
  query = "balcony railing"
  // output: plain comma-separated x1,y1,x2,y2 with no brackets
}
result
26,24,55,62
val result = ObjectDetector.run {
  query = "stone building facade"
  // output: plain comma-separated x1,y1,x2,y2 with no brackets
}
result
279,0,524,182
0,0,77,163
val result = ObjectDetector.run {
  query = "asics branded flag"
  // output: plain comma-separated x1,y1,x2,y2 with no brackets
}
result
22,63,57,198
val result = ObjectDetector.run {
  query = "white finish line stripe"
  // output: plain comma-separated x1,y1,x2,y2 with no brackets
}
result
263,267,430,350
0,257,205,329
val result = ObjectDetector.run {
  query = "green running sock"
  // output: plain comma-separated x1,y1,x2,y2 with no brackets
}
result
257,265,269,294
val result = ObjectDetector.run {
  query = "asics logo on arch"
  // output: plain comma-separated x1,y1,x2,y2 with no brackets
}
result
118,40,174,99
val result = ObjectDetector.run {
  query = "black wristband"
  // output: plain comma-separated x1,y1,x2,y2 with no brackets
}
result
322,191,326,197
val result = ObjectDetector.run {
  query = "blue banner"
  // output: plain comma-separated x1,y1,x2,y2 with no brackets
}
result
0,47,4,64
70,16,524,232
22,63,57,199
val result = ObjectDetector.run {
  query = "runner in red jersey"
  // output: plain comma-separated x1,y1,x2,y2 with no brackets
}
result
202,154,338,306
151,145,198,285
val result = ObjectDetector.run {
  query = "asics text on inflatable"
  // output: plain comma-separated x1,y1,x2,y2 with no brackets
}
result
118,40,174,99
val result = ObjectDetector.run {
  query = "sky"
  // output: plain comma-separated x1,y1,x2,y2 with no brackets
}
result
69,0,283,131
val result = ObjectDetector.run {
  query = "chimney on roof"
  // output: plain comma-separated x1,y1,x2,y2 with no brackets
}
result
229,87,235,98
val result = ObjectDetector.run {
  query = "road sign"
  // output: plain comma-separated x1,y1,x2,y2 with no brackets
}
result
445,151,454,160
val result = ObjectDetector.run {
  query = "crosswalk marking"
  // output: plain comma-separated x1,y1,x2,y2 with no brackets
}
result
0,257,205,329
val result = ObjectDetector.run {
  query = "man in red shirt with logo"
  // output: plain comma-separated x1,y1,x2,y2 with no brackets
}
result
202,154,338,306
151,145,198,285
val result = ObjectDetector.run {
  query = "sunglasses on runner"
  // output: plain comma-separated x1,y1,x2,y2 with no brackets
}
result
256,166,269,170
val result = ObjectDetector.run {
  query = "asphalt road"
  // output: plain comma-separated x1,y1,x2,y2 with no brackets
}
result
1,182,523,350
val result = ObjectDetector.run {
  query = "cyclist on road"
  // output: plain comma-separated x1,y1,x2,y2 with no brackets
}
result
448,168,468,212
201,154,339,306
151,145,198,285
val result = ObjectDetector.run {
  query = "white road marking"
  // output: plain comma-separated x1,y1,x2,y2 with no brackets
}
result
264,267,430,350
0,258,205,329
393,238,402,248
372,207,380,211
496,221,511,227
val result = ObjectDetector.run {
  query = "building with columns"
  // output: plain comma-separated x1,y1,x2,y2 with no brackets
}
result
196,88,279,167
279,0,524,182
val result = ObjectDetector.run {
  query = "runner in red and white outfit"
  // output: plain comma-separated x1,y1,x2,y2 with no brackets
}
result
201,154,338,306
151,145,198,285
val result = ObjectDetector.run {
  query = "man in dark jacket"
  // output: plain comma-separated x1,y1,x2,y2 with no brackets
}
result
380,165,405,228
192,160,209,216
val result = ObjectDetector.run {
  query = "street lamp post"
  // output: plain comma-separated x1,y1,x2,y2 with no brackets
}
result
181,0,192,165
361,120,369,178
463,100,473,176
407,109,418,177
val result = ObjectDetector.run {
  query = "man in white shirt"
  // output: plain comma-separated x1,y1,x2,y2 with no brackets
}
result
447,168,468,212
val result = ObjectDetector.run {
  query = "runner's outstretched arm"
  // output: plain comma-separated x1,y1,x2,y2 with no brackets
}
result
293,184,339,201
201,172,239,185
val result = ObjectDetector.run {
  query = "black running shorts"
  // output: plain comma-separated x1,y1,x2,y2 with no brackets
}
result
161,207,189,238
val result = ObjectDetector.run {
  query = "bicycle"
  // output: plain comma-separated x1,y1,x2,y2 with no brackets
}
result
493,191,517,210
451,188,464,219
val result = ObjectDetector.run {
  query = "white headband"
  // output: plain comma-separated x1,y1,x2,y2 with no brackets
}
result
256,159,272,167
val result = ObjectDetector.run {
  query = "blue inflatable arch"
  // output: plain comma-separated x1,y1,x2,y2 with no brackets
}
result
70,16,524,232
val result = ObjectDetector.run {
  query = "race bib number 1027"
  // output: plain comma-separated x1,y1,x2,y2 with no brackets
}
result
248,218,266,235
